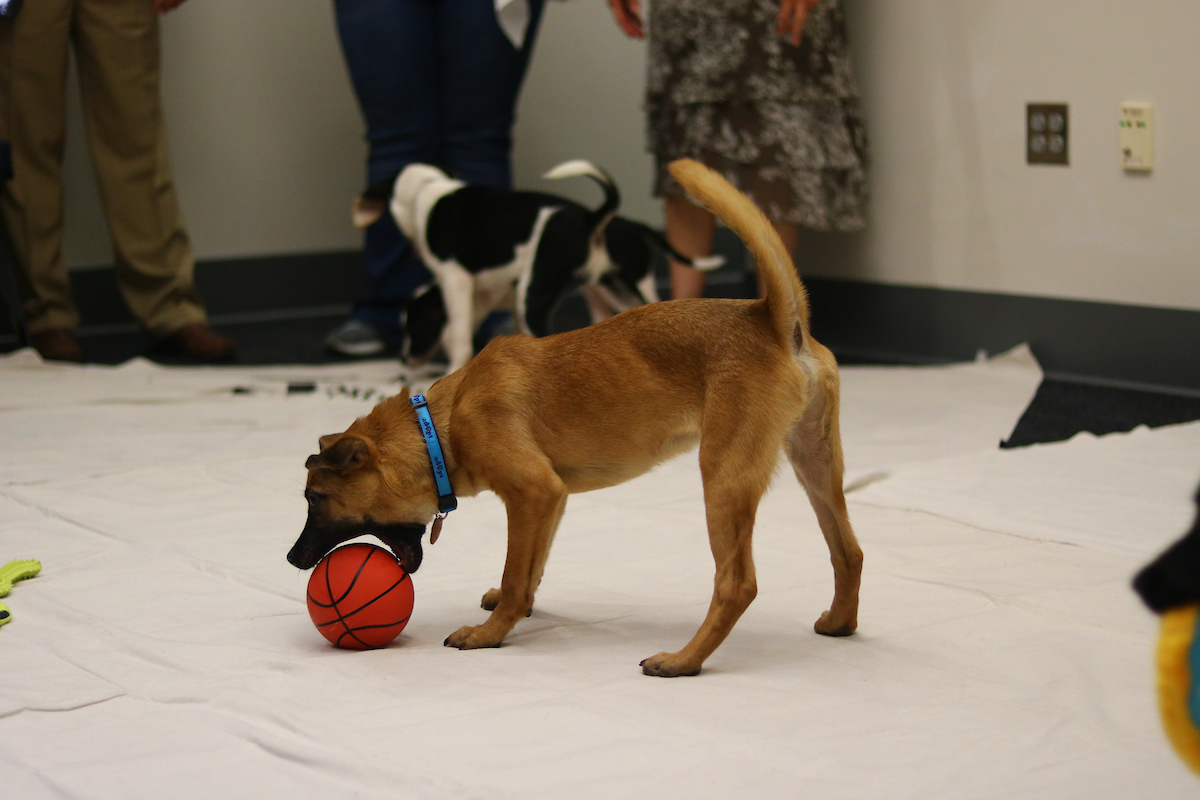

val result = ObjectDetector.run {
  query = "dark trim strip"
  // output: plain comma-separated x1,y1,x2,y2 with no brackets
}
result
0,250,365,335
803,276,1200,396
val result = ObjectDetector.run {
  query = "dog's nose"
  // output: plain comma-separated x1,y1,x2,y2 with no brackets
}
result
287,542,317,570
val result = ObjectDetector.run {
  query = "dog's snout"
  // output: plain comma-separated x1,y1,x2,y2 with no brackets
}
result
288,513,428,573
286,536,321,570
286,546,309,570
287,509,335,570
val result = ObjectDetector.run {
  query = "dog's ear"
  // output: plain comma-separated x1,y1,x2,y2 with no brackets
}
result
306,436,373,472
353,197,386,228
317,433,340,453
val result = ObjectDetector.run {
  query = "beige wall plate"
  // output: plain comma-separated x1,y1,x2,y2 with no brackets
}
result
1120,102,1154,171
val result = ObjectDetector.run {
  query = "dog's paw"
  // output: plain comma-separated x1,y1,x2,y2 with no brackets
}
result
480,588,501,611
639,652,701,678
444,625,504,650
479,589,533,617
814,610,857,637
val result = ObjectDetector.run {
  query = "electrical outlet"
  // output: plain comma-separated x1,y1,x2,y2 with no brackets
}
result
1027,103,1069,165
1120,102,1153,171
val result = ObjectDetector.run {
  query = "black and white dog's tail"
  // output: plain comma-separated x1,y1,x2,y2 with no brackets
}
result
542,160,622,289
542,160,620,236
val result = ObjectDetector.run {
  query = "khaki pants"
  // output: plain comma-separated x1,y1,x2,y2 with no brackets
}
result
0,0,205,337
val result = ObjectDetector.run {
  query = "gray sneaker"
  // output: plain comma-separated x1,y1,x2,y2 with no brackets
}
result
325,319,386,356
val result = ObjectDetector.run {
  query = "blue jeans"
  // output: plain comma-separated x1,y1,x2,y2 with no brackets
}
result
334,0,545,342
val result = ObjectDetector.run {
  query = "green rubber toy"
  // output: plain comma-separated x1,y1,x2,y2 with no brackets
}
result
0,559,41,627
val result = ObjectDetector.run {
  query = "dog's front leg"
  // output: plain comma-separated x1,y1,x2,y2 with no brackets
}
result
445,476,567,650
439,267,475,373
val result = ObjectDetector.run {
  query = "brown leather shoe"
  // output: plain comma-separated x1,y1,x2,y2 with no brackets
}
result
31,328,83,363
156,323,236,362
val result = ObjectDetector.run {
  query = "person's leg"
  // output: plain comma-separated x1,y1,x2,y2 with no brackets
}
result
429,0,542,351
665,194,714,300
758,220,797,298
72,0,218,345
668,196,798,300
334,0,440,347
0,0,80,344
436,0,544,188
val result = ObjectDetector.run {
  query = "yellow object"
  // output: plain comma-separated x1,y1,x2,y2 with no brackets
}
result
0,559,41,597
0,559,41,628
1158,605,1200,775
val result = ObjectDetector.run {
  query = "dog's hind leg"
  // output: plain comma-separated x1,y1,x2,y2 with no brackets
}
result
788,356,862,636
446,465,567,650
640,406,780,677
635,271,660,304
578,284,616,324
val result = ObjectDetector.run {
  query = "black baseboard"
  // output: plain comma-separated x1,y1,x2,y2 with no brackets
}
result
803,277,1200,396
0,250,365,341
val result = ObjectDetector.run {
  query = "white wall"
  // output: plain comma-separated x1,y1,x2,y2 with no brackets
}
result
60,0,1200,314
512,0,657,225
806,0,1200,312
62,0,365,267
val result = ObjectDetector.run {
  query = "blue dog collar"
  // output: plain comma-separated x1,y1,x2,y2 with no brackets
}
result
410,394,457,515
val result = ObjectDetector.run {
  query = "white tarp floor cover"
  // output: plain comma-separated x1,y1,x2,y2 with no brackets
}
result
1,344,1198,798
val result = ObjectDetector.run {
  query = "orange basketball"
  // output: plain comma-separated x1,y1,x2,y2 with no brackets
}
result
306,543,414,649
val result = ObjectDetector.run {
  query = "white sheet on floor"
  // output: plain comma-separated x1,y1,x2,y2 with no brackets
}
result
835,343,1042,488
851,421,1200,557
0,347,1195,799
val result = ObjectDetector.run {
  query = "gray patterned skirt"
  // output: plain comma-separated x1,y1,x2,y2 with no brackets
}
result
646,0,869,231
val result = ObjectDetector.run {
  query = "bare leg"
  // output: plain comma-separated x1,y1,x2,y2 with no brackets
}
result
665,194,715,300
757,221,798,298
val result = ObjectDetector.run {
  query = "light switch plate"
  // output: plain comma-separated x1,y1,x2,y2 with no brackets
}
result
1120,102,1154,171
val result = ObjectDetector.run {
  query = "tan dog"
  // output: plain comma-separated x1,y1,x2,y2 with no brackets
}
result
288,159,862,676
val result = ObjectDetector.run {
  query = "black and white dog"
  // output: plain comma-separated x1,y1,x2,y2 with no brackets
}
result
354,160,722,374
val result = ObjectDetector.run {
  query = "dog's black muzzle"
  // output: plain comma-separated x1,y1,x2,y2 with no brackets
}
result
287,512,427,574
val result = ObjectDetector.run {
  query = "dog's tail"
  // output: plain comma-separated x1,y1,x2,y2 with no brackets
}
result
620,219,725,272
543,160,620,236
667,159,809,349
